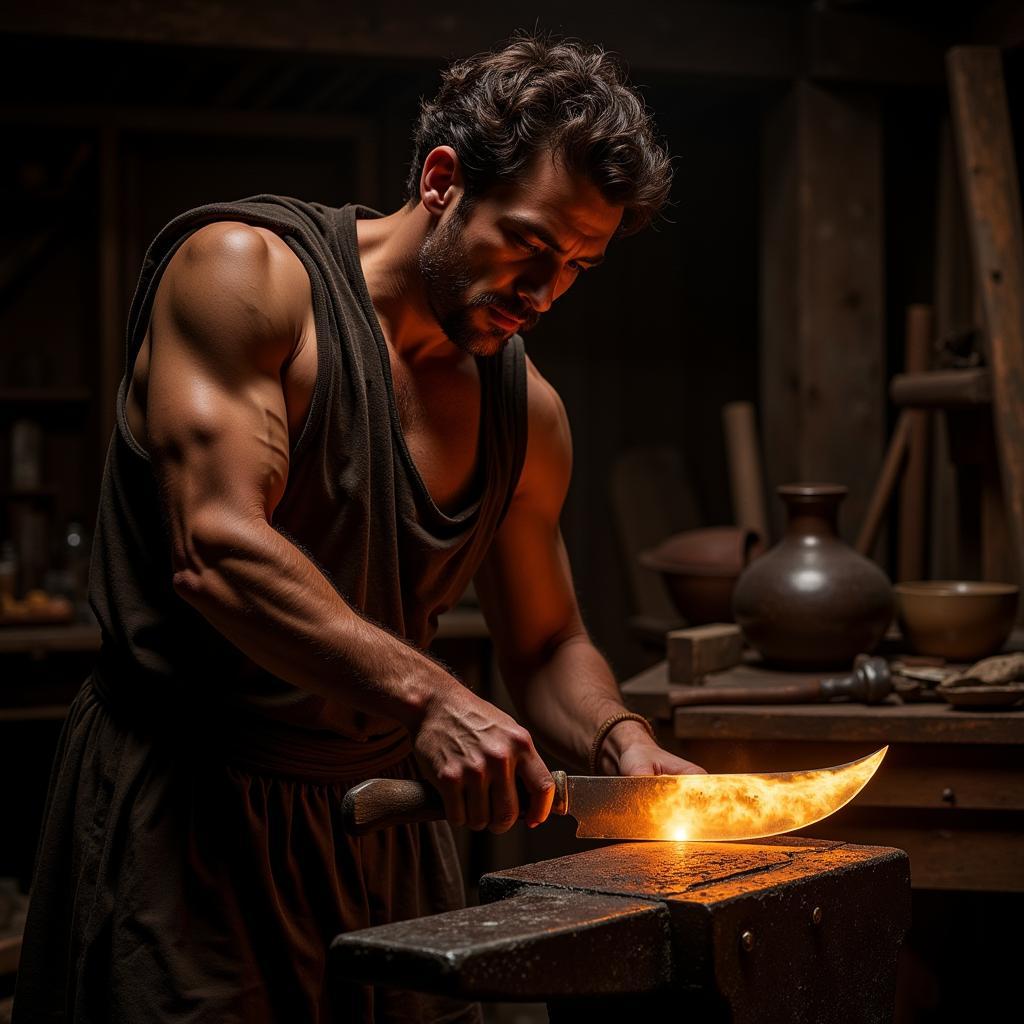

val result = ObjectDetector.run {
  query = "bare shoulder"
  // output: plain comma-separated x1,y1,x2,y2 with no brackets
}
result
524,356,570,448
516,356,572,508
154,220,310,370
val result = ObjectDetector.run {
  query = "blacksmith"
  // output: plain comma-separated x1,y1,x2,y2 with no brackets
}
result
15,34,704,1024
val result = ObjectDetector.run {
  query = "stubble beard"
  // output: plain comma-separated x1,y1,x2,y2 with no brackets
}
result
417,206,538,358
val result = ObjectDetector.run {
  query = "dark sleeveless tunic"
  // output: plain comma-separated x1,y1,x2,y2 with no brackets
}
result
13,197,526,1024
91,195,527,765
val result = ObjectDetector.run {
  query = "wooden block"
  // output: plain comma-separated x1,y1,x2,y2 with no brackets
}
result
667,624,742,683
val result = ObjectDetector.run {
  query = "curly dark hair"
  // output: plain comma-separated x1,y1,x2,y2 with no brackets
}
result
405,34,672,235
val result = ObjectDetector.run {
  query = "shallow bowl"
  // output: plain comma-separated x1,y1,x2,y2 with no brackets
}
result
894,580,1019,661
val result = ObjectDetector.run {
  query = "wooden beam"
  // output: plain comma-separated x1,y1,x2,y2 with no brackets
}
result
760,82,886,541
948,47,1024,584
0,1,799,79
803,8,946,86
890,368,991,408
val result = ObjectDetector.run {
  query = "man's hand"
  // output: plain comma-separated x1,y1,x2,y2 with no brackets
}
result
600,719,706,777
412,680,555,834
616,739,707,777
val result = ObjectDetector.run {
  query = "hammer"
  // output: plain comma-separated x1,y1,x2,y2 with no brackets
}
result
669,656,892,707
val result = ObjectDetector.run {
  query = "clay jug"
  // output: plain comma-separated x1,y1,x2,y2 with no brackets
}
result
732,484,893,668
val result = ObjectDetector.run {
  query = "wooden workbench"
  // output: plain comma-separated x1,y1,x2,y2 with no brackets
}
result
622,659,1024,891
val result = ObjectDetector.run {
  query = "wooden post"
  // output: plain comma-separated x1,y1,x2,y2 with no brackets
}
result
760,82,886,542
948,47,1024,586
929,121,974,581
898,305,932,580
722,401,770,542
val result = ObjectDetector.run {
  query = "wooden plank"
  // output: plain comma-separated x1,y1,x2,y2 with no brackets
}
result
760,83,885,542
948,47,1024,586
673,701,1024,745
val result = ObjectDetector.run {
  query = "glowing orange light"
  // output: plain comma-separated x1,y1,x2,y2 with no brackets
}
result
646,747,887,842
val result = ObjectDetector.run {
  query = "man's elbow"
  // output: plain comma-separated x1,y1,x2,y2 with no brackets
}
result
169,506,257,603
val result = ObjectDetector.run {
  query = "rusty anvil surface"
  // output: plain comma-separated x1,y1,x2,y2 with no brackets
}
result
330,837,910,1023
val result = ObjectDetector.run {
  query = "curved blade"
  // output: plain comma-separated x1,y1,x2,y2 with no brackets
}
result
568,747,887,841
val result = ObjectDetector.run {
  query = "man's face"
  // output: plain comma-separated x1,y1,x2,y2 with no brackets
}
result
418,151,624,357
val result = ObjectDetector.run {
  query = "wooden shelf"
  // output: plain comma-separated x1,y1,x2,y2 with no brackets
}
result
0,622,100,654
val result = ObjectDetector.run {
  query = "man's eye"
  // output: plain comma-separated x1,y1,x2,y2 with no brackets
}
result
513,234,541,256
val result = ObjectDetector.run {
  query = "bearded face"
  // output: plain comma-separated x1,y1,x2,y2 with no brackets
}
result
417,200,539,358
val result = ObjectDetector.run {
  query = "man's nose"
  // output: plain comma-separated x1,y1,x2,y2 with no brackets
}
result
516,273,558,314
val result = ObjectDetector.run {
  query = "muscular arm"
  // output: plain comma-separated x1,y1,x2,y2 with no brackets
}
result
144,223,553,827
475,362,705,776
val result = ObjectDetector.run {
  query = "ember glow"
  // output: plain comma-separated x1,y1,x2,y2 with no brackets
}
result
568,747,887,842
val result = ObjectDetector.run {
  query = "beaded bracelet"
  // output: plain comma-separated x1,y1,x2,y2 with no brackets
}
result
588,711,655,775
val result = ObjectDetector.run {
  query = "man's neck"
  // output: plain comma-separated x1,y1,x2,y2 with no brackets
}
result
355,204,457,364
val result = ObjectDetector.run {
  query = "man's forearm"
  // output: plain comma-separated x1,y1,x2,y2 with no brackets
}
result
172,511,451,729
506,634,645,772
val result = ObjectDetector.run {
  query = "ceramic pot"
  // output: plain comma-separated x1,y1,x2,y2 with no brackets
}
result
732,484,893,668
639,527,764,625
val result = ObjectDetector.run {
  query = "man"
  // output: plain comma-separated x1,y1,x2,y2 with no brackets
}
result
15,34,703,1024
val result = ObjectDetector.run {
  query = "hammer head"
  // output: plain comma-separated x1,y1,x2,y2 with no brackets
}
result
850,655,893,703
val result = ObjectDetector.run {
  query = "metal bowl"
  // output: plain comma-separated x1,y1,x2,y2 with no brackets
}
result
894,580,1019,661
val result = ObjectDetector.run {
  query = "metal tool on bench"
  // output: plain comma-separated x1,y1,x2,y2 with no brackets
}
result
342,747,887,842
669,654,892,707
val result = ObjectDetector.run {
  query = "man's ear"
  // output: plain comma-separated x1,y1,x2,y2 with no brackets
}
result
419,146,463,217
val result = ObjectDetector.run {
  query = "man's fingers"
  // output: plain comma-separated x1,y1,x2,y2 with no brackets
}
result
488,770,520,834
518,750,555,827
464,767,490,831
434,768,467,828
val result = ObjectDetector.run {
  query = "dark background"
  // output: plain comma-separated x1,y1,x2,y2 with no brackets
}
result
2,2,1023,1020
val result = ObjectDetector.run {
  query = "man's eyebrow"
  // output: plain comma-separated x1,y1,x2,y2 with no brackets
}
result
505,215,605,266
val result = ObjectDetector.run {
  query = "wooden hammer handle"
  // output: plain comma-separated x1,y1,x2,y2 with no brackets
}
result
670,681,825,707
